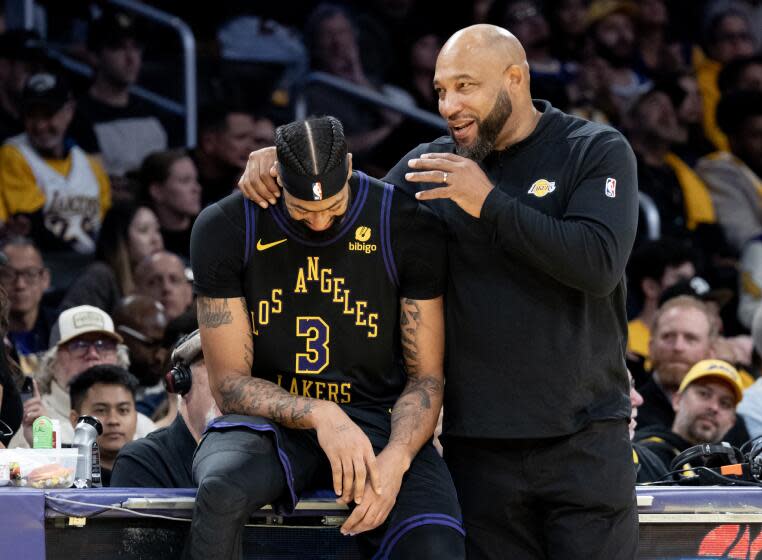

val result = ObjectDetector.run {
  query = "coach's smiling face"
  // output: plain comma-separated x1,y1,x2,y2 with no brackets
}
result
433,28,525,161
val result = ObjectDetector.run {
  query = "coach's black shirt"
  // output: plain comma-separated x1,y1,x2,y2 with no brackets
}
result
384,100,638,439
191,173,446,412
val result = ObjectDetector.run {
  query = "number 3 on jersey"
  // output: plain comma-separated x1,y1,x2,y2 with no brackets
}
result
295,317,330,374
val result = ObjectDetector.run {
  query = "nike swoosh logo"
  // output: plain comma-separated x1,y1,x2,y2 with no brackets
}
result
256,238,287,251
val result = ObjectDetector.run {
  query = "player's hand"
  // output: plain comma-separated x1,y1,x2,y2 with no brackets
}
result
22,380,48,446
340,446,408,535
405,153,494,218
237,146,281,208
314,402,383,505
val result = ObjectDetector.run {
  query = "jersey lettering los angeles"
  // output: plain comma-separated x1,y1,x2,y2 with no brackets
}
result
241,171,404,409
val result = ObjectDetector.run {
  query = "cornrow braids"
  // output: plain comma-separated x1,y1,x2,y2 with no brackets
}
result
275,116,347,177
275,116,350,201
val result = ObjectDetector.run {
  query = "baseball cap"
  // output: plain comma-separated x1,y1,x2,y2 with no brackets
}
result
87,10,142,52
658,276,734,309
50,305,123,348
586,0,637,27
21,72,72,114
678,359,744,404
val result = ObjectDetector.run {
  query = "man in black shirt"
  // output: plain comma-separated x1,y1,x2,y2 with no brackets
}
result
239,24,639,559
637,359,744,475
186,117,463,559
112,329,216,488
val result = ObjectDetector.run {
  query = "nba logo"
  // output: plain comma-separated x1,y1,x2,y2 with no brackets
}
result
312,181,323,200
605,177,616,198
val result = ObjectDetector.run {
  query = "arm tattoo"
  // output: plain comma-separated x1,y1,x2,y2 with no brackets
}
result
400,298,421,375
198,297,235,328
390,298,444,447
389,375,443,447
217,375,316,428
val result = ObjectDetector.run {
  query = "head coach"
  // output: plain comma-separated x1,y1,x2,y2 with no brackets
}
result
239,24,639,560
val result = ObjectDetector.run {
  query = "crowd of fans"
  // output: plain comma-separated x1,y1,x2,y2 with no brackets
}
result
0,0,760,491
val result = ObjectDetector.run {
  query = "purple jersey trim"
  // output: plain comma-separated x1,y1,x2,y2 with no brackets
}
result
379,183,399,287
372,513,465,559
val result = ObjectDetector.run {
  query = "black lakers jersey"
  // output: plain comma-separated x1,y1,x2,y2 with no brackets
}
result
191,171,446,411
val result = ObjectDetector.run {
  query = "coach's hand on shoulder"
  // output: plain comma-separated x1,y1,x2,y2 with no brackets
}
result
313,401,383,506
339,446,407,536
237,146,281,208
406,152,494,218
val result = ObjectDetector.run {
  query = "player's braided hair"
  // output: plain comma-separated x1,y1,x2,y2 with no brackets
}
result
275,116,347,177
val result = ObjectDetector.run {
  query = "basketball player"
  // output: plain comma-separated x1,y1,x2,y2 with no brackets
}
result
184,116,464,559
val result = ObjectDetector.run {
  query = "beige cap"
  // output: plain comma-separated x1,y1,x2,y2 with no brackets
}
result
51,305,123,347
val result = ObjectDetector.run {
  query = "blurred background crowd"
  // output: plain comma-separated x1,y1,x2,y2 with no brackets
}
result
0,0,760,485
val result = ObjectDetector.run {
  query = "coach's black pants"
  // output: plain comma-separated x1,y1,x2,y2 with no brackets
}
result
444,420,638,560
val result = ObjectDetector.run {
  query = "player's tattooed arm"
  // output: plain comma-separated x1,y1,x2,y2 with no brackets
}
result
388,297,445,466
197,296,320,427
197,297,233,328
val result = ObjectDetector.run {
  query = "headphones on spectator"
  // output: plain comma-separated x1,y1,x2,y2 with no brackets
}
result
164,330,201,396
670,442,745,473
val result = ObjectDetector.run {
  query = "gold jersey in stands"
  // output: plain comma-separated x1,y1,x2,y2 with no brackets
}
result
0,137,110,253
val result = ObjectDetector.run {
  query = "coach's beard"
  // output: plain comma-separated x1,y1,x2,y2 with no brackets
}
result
453,89,512,162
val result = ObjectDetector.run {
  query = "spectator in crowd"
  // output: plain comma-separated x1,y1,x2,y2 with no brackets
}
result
717,54,762,95
112,294,168,419
637,359,743,471
626,88,716,243
657,72,716,166
112,329,219,488
302,3,411,166
633,0,691,78
0,29,47,143
68,364,139,486
547,0,589,64
0,236,55,373
192,105,263,207
626,239,697,378
134,251,193,321
586,0,651,118
0,72,111,255
696,3,757,152
489,0,576,106
0,277,23,448
10,304,155,447
657,277,754,384
60,202,163,313
140,149,201,260
396,29,443,115
637,295,717,430
629,370,668,483
697,91,762,251
72,10,176,176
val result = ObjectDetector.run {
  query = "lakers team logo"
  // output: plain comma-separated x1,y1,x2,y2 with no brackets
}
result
349,226,376,253
528,179,556,198
312,181,323,201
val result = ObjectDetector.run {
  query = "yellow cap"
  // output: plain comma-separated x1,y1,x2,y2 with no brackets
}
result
678,359,744,404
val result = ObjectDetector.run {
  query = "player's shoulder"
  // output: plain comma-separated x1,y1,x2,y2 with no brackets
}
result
194,191,247,234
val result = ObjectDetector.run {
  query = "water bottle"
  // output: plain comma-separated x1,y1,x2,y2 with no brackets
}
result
72,415,103,488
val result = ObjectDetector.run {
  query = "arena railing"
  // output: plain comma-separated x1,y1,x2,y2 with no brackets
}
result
638,191,661,241
293,71,448,132
15,0,197,147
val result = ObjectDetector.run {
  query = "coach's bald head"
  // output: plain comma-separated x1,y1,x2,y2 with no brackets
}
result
434,24,538,159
